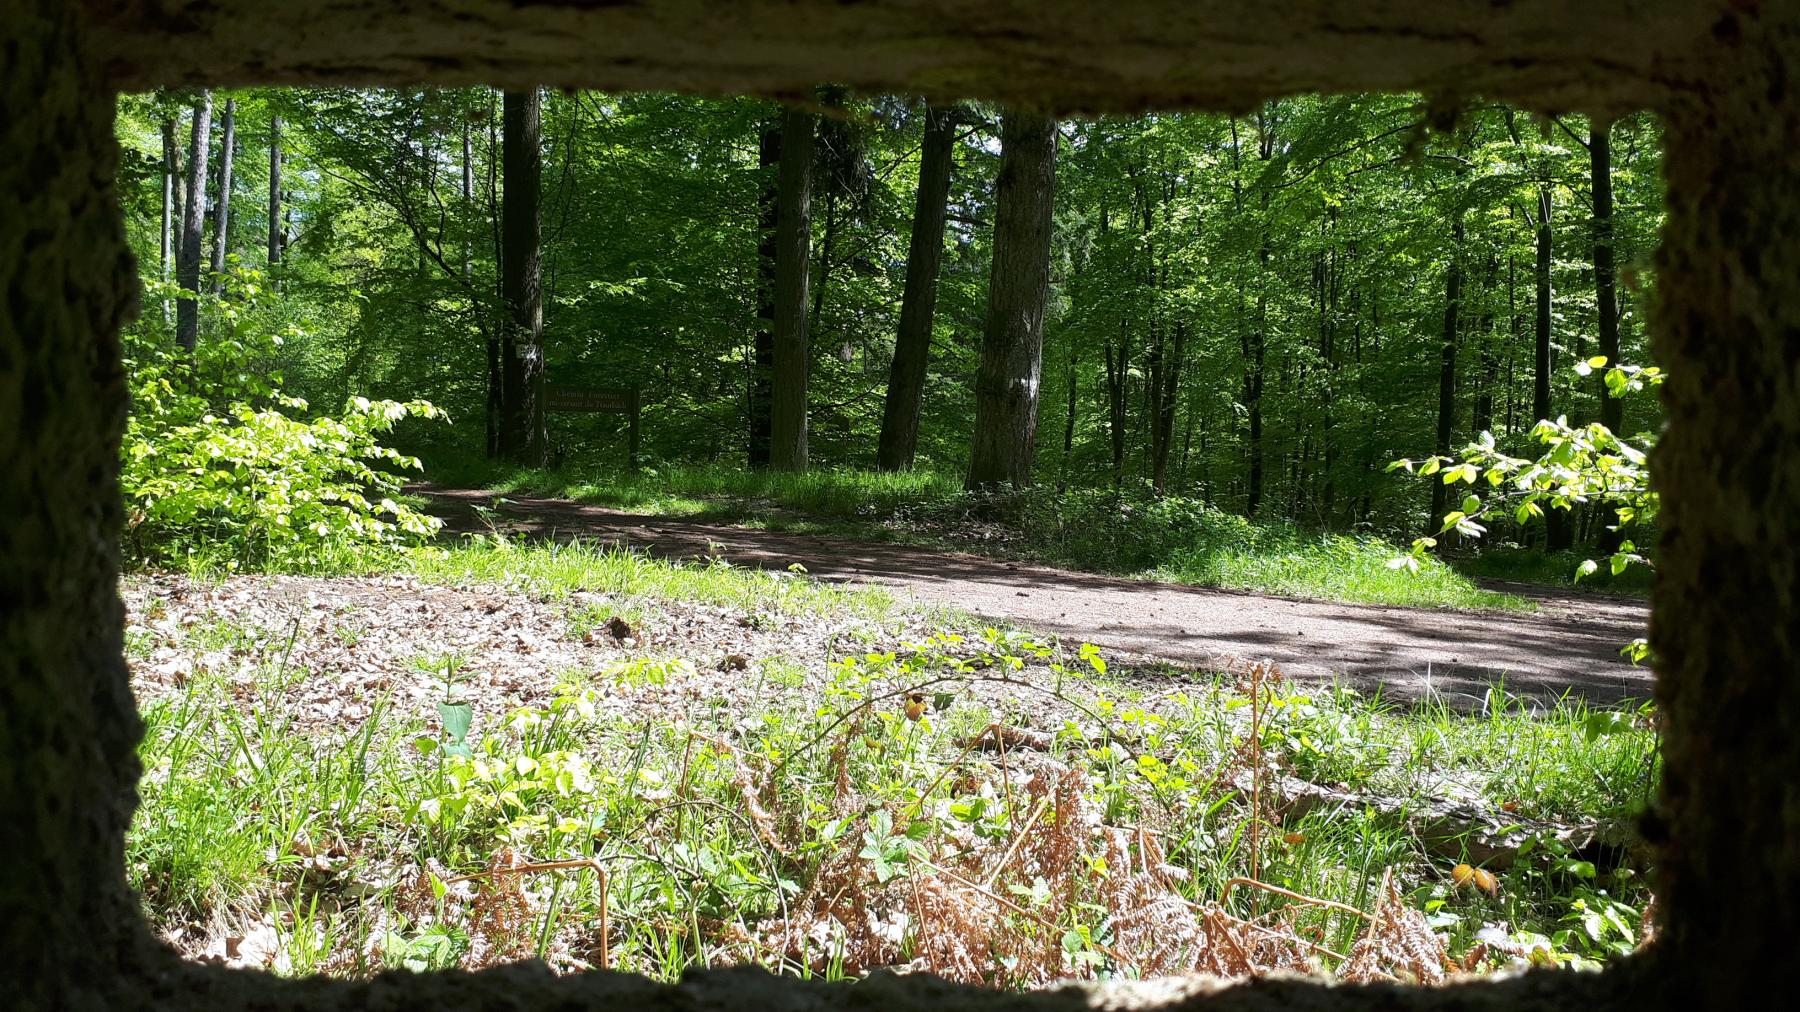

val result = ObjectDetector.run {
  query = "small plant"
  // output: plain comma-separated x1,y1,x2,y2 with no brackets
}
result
1392,359,1661,606
121,268,445,571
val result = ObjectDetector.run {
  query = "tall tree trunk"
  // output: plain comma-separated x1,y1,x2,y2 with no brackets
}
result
1151,320,1185,493
175,89,212,351
159,116,178,323
769,104,816,473
1590,116,1623,553
1471,254,1498,434
877,104,955,471
266,114,281,267
1506,248,1520,435
967,111,1057,490
1534,187,1555,430
461,118,473,281
1061,345,1078,478
749,122,781,468
499,88,545,466
1591,117,1622,436
1430,213,1464,528
1533,186,1572,550
208,97,235,294
1246,286,1266,516
1104,328,1129,486
811,191,836,333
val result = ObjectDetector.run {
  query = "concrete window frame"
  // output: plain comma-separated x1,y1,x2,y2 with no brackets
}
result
3,2,1795,1008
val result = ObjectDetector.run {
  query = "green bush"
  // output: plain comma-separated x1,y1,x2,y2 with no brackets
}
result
122,270,444,570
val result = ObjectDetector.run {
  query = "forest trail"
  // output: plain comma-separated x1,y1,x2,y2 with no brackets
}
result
419,485,1652,706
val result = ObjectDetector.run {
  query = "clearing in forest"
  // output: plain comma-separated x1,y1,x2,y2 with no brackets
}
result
420,484,1651,706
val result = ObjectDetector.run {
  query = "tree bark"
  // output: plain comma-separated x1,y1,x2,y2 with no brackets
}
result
1151,320,1185,493
749,122,780,468
1430,213,1464,528
1104,328,1129,486
876,104,956,471
1591,116,1622,436
209,97,235,294
967,111,1057,490
175,89,212,350
267,113,282,267
160,115,179,322
499,88,545,466
769,104,815,473
1530,186,1572,549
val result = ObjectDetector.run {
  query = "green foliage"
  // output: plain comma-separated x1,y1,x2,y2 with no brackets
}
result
120,269,445,570
1392,359,1659,653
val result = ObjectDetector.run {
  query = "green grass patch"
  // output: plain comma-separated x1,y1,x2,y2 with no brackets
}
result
1454,547,1653,598
434,463,1530,612
404,536,896,618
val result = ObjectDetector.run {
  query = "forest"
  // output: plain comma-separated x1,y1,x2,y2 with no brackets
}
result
111,86,1662,984
115,88,1660,533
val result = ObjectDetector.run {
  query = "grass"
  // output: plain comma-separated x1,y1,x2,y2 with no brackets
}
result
126,544,1657,982
1454,547,1654,598
406,535,898,619
1155,532,1525,611
428,462,1532,612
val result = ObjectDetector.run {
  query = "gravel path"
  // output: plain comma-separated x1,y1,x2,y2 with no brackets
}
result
420,486,1652,706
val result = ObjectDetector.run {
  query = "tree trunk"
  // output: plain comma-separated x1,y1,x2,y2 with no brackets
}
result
967,111,1057,490
1591,116,1622,436
499,88,545,466
1533,186,1572,550
1105,322,1130,487
1061,346,1078,477
769,104,816,473
1246,292,1266,516
1430,213,1463,529
485,96,503,461
175,89,211,351
876,104,955,471
267,113,281,267
748,122,779,468
160,115,178,323
209,96,235,294
1151,320,1185,493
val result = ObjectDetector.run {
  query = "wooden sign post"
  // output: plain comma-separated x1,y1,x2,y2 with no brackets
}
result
544,383,641,468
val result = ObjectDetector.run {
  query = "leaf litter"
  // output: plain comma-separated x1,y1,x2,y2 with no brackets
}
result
122,572,1641,986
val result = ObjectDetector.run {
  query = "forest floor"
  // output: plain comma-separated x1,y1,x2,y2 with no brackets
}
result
126,542,1656,980
417,485,1650,705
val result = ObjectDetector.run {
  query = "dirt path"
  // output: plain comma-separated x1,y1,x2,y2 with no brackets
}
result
419,485,1652,706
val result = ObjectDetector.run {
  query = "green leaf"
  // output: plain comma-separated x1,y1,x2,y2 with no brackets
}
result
437,701,473,745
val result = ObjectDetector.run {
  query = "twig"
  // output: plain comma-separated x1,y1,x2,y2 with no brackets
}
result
1218,877,1372,922
444,857,604,886
597,866,610,969
983,794,1051,890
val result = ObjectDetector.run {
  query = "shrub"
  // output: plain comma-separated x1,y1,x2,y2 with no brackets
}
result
122,270,444,570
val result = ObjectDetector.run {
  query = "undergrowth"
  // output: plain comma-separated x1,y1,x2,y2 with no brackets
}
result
129,571,1655,983
437,464,1528,612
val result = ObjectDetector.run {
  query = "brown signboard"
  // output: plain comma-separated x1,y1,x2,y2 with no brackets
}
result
544,383,643,468
545,385,635,414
